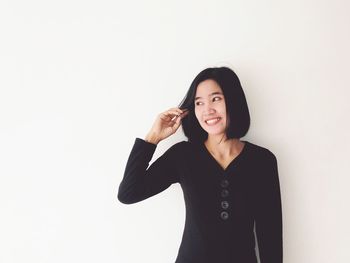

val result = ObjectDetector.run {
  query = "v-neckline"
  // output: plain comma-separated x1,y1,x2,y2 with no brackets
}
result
201,140,249,172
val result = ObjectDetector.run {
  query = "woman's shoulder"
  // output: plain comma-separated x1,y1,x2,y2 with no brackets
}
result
171,139,277,160
167,139,193,153
174,139,275,154
165,139,204,158
244,140,277,161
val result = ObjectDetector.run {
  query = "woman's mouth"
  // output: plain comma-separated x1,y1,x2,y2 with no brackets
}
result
205,117,221,126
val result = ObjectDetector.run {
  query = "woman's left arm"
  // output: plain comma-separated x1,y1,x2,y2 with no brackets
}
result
255,152,283,263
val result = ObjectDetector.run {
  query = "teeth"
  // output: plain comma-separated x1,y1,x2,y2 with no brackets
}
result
205,118,220,124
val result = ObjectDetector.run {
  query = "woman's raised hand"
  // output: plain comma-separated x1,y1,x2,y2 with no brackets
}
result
145,107,189,144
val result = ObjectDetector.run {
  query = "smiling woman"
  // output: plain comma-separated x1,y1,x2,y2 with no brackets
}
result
178,67,250,145
192,78,245,169
117,66,283,263
195,80,227,134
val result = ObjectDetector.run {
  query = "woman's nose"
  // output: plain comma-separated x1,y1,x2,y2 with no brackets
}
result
204,105,216,114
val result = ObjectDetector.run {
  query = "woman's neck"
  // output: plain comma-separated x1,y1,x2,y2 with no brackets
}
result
205,134,243,159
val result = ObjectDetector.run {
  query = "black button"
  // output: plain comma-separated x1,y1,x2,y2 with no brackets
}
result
220,211,229,220
221,201,229,209
220,179,229,188
221,189,229,198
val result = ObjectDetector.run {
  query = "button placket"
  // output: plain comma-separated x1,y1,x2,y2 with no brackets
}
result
221,200,229,209
221,179,229,188
220,177,230,220
221,189,229,198
220,211,229,220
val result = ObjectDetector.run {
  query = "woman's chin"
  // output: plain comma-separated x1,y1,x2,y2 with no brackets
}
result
200,123,226,136
204,128,226,136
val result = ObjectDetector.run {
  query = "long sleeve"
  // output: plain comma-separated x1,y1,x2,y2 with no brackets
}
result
117,137,181,204
255,152,283,263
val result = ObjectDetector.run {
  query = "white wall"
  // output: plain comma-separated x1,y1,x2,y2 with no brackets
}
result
1,0,349,262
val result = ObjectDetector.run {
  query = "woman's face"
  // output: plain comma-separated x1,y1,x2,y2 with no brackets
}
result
194,79,228,137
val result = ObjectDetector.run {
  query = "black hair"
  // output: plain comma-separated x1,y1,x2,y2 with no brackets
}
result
178,66,250,144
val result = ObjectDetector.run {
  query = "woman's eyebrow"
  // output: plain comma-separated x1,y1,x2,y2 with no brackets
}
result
195,92,223,101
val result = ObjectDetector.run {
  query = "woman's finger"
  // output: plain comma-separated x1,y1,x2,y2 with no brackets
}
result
161,110,182,118
171,110,189,122
168,107,185,114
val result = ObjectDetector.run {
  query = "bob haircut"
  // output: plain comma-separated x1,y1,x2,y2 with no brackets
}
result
178,66,250,145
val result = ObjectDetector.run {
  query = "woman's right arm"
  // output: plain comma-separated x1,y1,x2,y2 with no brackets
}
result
117,137,182,204
117,107,188,204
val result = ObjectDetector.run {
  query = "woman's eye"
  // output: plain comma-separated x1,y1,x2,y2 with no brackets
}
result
196,97,221,106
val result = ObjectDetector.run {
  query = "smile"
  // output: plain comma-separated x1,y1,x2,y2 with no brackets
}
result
205,117,221,125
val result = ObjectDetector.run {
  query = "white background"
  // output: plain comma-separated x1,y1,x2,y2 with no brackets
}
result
1,0,349,262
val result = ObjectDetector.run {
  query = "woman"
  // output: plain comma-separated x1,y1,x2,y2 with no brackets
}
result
118,66,283,263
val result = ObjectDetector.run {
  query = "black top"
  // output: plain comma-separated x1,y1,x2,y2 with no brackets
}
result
118,138,283,263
